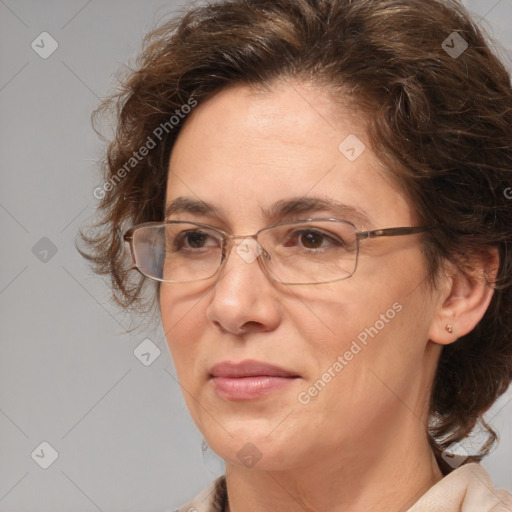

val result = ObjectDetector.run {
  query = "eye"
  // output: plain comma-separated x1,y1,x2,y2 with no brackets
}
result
284,228,343,250
172,230,221,251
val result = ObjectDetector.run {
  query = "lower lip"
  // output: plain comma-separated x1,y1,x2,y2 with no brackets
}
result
210,376,298,400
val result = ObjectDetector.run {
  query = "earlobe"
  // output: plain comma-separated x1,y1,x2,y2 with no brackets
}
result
429,247,499,346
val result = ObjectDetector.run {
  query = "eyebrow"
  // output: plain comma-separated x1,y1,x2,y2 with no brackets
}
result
164,195,373,228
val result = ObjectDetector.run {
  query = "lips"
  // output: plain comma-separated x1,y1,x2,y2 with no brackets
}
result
209,359,299,378
209,359,300,400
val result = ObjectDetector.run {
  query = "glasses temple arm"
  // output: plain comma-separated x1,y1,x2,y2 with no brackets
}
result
358,225,438,240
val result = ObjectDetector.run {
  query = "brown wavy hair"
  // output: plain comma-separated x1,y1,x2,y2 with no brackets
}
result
78,0,512,475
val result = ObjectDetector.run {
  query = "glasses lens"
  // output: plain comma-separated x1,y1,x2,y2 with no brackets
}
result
131,220,358,284
132,223,223,282
259,220,358,284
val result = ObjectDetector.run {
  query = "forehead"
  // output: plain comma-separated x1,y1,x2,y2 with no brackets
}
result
165,81,416,231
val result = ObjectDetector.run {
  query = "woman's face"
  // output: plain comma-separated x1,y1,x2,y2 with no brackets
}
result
160,80,442,470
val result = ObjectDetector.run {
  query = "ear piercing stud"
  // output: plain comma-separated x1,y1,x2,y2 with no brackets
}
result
446,324,453,334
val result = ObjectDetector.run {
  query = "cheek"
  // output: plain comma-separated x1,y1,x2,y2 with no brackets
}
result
291,293,428,438
299,247,431,376
159,285,210,375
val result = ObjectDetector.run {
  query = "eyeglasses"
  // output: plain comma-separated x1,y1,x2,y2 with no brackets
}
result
123,218,436,285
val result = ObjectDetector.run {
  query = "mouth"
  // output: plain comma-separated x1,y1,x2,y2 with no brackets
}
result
208,359,300,400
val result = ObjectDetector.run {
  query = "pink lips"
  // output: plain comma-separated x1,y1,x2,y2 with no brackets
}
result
209,359,300,400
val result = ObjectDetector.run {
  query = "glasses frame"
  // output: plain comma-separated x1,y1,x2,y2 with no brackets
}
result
123,218,437,285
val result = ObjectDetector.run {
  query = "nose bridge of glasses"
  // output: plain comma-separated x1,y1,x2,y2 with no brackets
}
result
223,232,265,263
221,231,258,248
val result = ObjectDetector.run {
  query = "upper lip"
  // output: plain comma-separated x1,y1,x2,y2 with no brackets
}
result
209,359,300,378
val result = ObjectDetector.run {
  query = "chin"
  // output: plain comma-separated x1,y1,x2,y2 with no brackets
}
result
207,431,303,472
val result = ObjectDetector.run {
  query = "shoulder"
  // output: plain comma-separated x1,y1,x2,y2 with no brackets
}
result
173,475,227,512
407,463,512,511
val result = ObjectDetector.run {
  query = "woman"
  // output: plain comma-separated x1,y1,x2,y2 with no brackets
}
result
79,0,512,510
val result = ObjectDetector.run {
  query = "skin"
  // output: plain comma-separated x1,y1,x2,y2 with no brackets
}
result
159,79,497,512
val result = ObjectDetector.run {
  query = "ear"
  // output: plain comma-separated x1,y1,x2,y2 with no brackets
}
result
429,246,500,345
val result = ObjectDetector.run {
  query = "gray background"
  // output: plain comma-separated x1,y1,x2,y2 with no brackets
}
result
0,1,511,510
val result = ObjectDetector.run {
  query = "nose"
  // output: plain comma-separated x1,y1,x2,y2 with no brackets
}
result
205,238,281,335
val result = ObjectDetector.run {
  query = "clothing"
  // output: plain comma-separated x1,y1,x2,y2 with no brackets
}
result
175,475,226,512
174,463,512,512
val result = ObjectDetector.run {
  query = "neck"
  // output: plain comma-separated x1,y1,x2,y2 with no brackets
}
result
224,418,443,512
